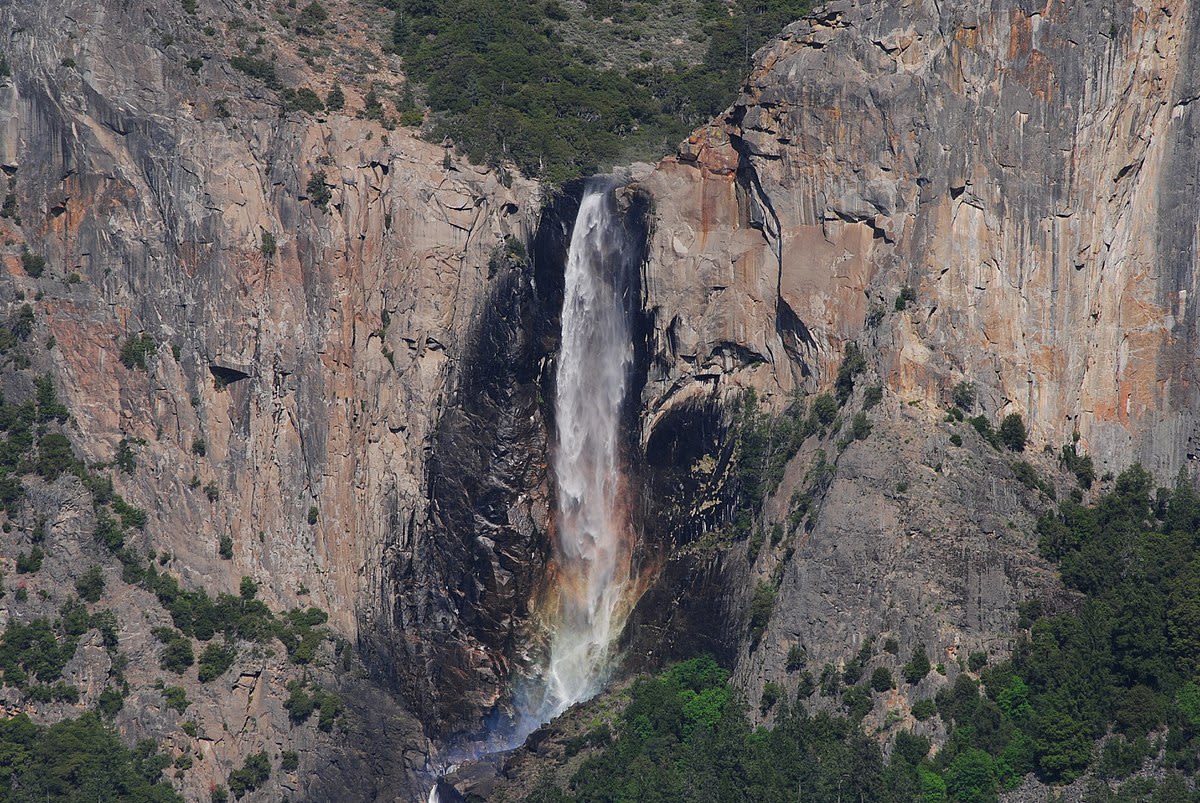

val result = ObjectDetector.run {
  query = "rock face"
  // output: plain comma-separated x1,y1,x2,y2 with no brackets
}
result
642,0,1200,473
624,0,1200,731
0,0,548,795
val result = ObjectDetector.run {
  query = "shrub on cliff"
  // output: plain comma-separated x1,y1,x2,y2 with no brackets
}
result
999,413,1027,451
748,581,775,650
19,249,45,278
903,645,931,684
227,751,270,798
295,1,328,35
306,171,331,211
119,333,156,371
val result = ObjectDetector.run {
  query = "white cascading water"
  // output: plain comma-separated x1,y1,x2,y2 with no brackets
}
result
541,181,636,717
427,182,637,799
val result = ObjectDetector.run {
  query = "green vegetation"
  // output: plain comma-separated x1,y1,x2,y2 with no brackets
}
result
834,343,867,405
19,249,45,278
999,413,1027,452
119,333,157,371
0,713,179,800
15,545,42,574
754,465,1200,799
325,85,345,111
295,1,329,35
284,679,343,731
281,87,325,114
142,566,331,669
0,617,80,687
385,0,812,183
260,231,276,258
902,644,931,685
1060,440,1095,489
526,656,898,801
227,750,270,798
230,55,281,90
306,171,331,211
75,566,104,603
155,629,194,674
162,686,189,714
532,483,1200,803
197,642,235,682
951,381,976,411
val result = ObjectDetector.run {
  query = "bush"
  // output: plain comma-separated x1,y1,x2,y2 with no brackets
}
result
968,650,988,672
20,249,45,278
75,566,104,603
306,171,332,211
280,750,299,772
903,645,931,684
810,394,838,428
36,432,76,479
325,85,345,111
760,681,784,713
307,505,319,525
295,1,328,35
894,730,930,764
969,415,999,448
119,333,156,370
197,642,235,682
850,412,872,441
870,667,895,692
281,87,325,114
163,686,189,714
285,681,315,723
1060,442,1094,489
748,582,775,649
912,698,937,720
230,55,280,90
158,633,194,674
218,534,234,559
227,750,270,798
999,413,1027,451
260,231,276,258
863,385,883,409
835,343,867,405
951,381,976,411
785,644,807,672
894,285,916,311
15,545,43,574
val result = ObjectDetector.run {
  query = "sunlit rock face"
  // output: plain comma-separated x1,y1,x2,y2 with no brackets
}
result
625,0,1200,733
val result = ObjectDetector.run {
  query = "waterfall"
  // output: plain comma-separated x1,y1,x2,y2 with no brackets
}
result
427,182,640,799
541,180,638,717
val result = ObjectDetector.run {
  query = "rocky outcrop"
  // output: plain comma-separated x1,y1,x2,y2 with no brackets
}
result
0,0,548,795
624,0,1200,730
641,0,1200,473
